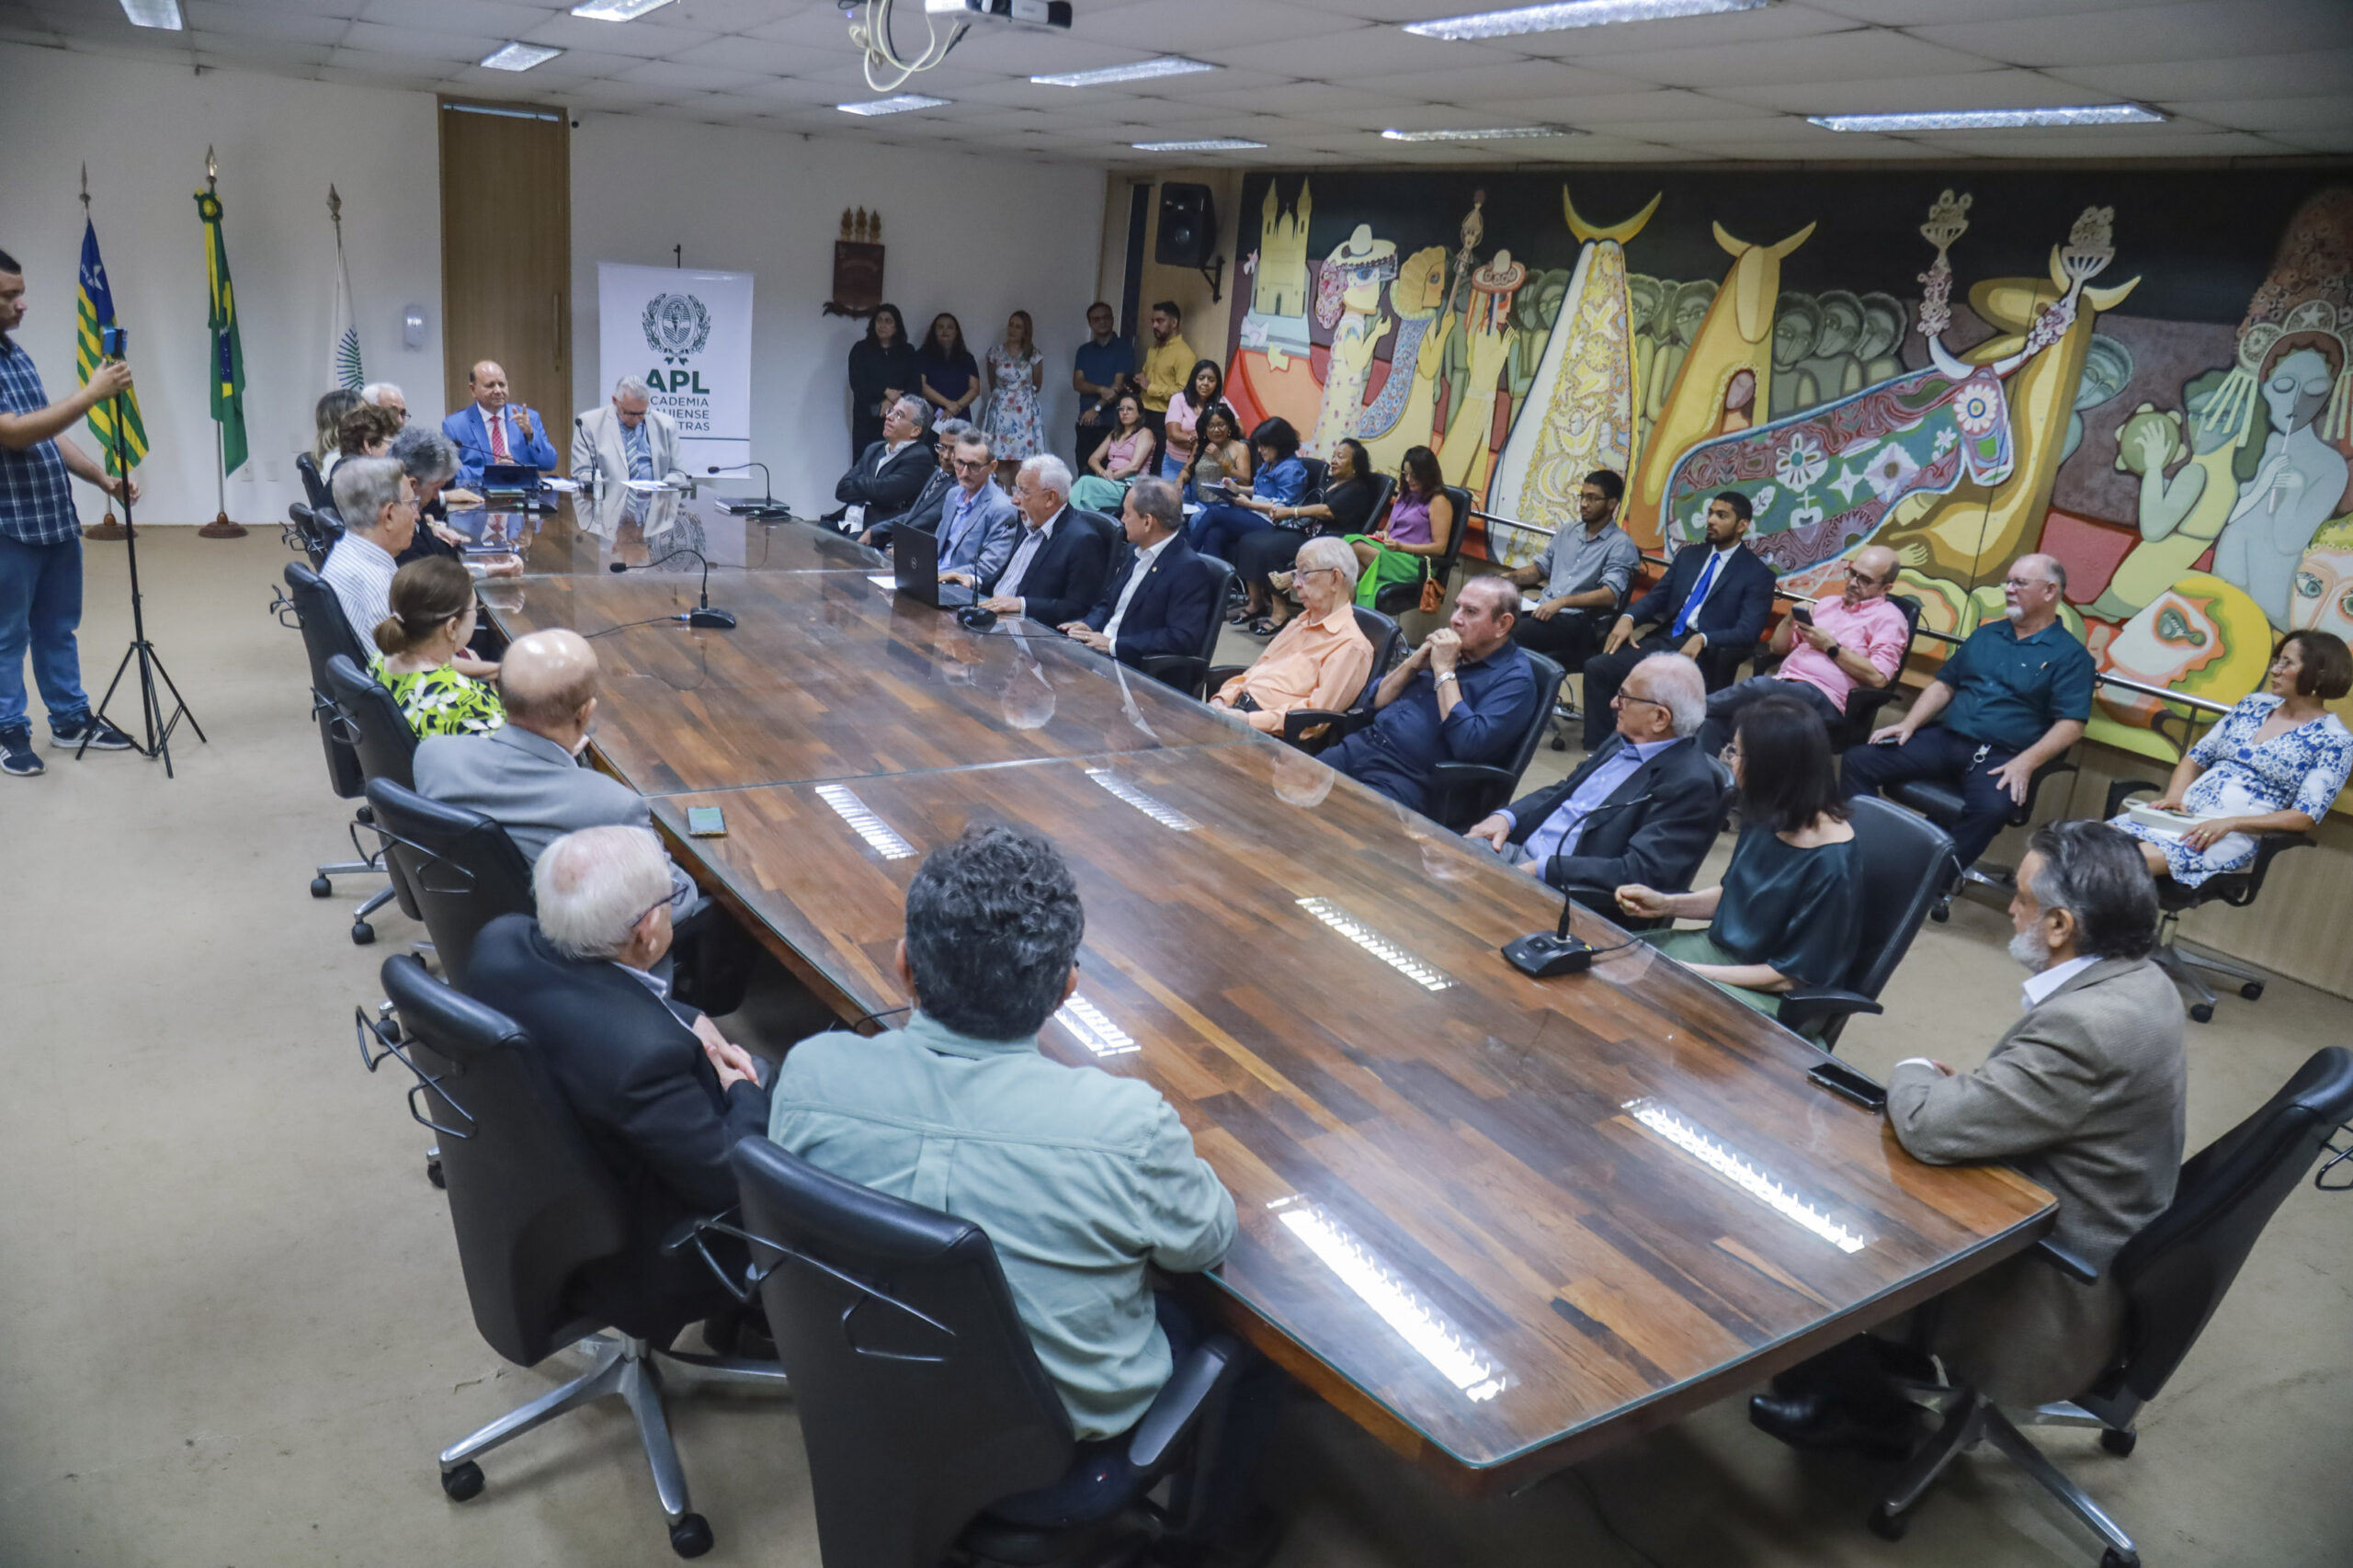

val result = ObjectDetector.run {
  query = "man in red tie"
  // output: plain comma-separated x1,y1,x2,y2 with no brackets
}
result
440,359,559,488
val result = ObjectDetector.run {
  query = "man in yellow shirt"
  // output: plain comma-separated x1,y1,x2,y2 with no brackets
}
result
1137,300,1195,448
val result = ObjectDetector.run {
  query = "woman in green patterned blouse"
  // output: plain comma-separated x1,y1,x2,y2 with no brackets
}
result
369,555,505,739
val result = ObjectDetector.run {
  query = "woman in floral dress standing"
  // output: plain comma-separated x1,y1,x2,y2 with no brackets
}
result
983,310,1045,488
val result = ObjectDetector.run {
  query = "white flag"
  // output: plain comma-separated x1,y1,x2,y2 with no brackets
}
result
328,187,362,391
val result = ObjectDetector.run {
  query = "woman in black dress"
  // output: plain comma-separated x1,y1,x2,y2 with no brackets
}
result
847,302,915,461
1234,437,1379,636
917,312,982,425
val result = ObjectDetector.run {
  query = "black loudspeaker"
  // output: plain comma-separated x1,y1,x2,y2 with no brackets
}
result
1155,184,1218,267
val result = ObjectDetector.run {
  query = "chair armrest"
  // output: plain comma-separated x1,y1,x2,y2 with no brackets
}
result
1427,760,1513,830
2032,1236,2100,1285
1775,988,1886,1035
1278,706,1347,743
1126,1333,1241,1471
2103,778,2164,819
1136,653,1208,697
2231,830,2315,903
1205,663,1248,690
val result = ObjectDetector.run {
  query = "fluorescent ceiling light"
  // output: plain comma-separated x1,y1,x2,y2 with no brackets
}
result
1382,125,1573,142
838,95,951,116
1132,138,1266,152
1405,0,1767,41
481,41,563,71
571,0,677,18
1809,104,2167,132
1033,57,1216,87
119,0,182,28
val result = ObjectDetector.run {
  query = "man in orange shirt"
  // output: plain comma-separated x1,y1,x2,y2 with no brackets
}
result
1210,536,1373,739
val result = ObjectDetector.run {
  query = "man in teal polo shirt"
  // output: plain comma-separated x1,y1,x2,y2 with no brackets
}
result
1843,552,2094,875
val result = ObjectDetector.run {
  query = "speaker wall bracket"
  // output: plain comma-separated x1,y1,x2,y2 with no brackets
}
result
1200,255,1224,304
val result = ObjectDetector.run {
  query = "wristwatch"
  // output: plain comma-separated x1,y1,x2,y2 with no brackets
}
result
1826,642,1845,660
1436,670,1459,686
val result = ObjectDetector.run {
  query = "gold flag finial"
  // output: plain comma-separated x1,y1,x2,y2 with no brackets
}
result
80,163,91,211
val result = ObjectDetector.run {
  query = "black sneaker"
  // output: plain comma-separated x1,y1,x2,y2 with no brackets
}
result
51,713,133,752
0,727,42,777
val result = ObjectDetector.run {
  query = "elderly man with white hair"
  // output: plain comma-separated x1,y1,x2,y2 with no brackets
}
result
831,392,935,534
1208,535,1374,737
1465,651,1722,906
574,374,683,492
466,825,770,1286
360,381,406,425
973,453,1115,624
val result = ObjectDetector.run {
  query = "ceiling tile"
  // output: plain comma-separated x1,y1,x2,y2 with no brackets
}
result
1483,87,1782,126
358,0,551,34
1191,23,1498,79
194,40,331,69
1906,126,2302,158
1497,1,1862,59
1337,56,1638,100
1086,0,1368,51
1593,29,2006,90
519,11,718,55
1709,66,2122,117
1909,0,2353,67
184,2,353,44
2161,96,2353,135
2048,46,2353,99
1802,0,2202,20
335,19,500,61
616,57,763,91
659,34,839,74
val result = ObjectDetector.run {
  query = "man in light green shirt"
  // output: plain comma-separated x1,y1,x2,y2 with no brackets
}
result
767,824,1235,1440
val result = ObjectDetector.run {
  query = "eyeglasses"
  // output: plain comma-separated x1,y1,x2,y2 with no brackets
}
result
1614,692,1669,711
631,894,672,931
2004,575,2050,591
951,458,991,472
1844,565,1885,585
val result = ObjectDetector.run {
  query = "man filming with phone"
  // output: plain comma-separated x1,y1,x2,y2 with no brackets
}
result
0,248,140,778
1693,543,1907,759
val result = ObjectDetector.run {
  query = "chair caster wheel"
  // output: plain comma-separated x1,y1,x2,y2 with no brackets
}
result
426,1153,445,1189
2240,981,2264,1001
2190,1002,2214,1024
1866,1502,1908,1541
1928,902,1950,924
2100,1550,2139,1568
2101,1427,2137,1457
440,1461,484,1502
311,875,333,898
352,921,376,946
669,1513,714,1558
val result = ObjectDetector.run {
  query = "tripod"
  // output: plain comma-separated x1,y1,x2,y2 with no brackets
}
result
80,385,204,778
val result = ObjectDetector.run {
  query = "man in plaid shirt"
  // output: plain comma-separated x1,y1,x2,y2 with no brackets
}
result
0,248,139,777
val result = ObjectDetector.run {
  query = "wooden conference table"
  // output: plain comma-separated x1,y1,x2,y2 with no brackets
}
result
477,488,2055,1496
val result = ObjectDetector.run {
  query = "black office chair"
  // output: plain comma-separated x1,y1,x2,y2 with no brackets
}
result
366,955,787,1559
296,450,334,513
1202,605,1403,754
1374,484,1472,619
2102,778,2311,1023
718,1137,1246,1568
278,564,403,927
1136,556,1239,699
1775,796,1956,1050
1296,455,1329,503
1868,1046,2353,1566
1889,751,2078,922
363,779,536,992
324,652,426,944
1424,649,1564,832
288,501,343,569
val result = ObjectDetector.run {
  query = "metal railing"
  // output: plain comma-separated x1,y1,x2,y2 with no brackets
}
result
1470,506,2234,722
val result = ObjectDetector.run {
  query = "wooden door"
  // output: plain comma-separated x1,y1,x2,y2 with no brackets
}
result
438,98,571,470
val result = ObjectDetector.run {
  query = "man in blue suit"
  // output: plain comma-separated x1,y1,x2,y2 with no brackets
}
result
1576,491,1776,750
1061,477,1219,677
441,359,560,488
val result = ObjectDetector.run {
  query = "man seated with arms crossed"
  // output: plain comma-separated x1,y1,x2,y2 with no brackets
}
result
1753,820,2183,1455
1321,576,1542,818
466,824,774,1351
770,827,1268,1541
324,457,494,679
1060,478,1220,676
1505,469,1640,671
1841,552,2093,879
1696,543,1906,757
1208,536,1374,738
441,359,559,490
969,454,1113,624
1575,491,1776,752
859,416,968,551
831,393,934,537
573,374,684,493
1462,652,1718,907
927,428,1020,584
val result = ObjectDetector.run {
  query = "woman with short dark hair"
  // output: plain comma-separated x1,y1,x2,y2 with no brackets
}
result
1615,696,1859,1016
327,403,403,477
2109,628,2353,884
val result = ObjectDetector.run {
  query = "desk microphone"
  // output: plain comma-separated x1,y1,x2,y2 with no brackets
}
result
608,549,737,629
707,460,787,516
1500,790,1654,978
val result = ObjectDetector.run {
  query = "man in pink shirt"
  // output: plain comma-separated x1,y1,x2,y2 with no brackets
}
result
1695,544,1907,757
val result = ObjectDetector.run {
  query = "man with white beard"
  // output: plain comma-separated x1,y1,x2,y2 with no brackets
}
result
1751,820,2185,1455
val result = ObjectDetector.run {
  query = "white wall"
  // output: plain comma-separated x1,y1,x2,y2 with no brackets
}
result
569,116,1107,517
0,51,444,527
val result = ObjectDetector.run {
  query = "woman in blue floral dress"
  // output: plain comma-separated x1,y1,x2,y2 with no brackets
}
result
983,310,1044,487
2109,630,2353,886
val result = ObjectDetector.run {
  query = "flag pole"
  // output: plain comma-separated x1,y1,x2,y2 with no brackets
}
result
81,164,127,542
199,146,246,540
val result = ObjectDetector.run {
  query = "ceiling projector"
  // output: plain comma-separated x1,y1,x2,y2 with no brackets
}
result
923,0,1072,28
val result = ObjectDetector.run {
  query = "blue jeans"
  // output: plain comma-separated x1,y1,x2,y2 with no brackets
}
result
0,532,89,733
1188,502,1273,565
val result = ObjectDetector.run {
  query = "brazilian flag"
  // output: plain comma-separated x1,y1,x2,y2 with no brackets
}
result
195,187,248,475
75,218,147,475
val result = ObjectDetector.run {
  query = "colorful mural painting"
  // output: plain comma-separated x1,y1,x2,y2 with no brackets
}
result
1218,167,2353,773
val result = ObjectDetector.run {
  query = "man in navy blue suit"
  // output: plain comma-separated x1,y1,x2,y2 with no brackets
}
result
1061,477,1220,677
441,359,560,489
1576,491,1775,750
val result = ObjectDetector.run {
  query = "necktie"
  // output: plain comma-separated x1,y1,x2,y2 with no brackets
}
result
490,409,510,462
1671,551,1722,639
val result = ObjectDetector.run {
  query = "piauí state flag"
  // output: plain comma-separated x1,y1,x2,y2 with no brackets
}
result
329,219,362,392
75,217,148,475
195,187,248,475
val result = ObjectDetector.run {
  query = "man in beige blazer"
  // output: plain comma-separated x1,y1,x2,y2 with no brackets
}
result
1754,820,2186,1453
573,375,683,492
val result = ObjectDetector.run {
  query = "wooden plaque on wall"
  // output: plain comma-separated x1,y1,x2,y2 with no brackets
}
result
828,240,883,317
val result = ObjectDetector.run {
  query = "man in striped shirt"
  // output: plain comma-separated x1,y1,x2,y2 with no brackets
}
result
0,248,138,777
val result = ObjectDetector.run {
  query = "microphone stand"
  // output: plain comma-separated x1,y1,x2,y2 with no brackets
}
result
81,367,205,778
609,548,736,629
706,460,790,518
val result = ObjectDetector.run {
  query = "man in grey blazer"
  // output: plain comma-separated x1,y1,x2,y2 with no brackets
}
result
1753,820,2185,1453
572,375,683,493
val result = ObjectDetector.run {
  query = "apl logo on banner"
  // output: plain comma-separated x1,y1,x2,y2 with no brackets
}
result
599,263,753,464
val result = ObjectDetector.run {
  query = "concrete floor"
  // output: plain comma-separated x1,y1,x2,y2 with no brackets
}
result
2,528,2346,1567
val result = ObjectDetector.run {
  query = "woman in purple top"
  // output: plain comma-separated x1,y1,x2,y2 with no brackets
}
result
1347,446,1454,608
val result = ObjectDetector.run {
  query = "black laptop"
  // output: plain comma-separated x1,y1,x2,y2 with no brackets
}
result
892,523,977,608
